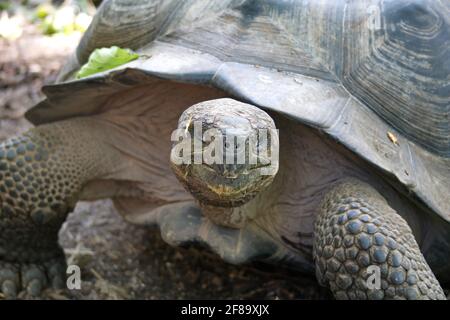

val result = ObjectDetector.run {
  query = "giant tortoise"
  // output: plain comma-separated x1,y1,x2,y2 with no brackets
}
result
0,0,449,300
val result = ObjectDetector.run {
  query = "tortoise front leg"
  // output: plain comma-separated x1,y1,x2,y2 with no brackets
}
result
0,118,123,298
314,179,446,300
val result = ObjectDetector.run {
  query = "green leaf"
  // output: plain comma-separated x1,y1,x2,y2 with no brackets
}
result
76,46,139,79
35,4,53,21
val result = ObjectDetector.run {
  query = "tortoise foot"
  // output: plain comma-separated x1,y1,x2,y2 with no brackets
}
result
0,253,66,299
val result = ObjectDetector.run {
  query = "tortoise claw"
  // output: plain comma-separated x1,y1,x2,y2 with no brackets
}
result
2,280,18,299
0,263,20,299
0,257,66,299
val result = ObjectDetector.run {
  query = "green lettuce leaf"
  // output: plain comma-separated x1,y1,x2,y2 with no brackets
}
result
76,46,139,79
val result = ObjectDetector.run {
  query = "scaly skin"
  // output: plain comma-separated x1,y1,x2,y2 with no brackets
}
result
314,179,446,300
0,101,444,299
0,118,121,298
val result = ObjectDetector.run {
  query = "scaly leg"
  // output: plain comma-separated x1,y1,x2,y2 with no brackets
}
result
314,179,446,300
0,117,123,298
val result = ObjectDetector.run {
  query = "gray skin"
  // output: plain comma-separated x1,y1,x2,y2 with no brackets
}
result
0,97,447,299
0,0,449,299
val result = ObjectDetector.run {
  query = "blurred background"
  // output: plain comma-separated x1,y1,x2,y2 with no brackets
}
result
0,0,328,299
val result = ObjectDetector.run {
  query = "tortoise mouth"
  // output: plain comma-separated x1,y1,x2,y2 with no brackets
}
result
201,160,274,178
171,161,276,207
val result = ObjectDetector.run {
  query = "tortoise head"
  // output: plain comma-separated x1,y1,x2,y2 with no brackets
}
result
170,99,279,208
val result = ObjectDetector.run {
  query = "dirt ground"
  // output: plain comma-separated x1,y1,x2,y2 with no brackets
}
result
0,23,330,300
